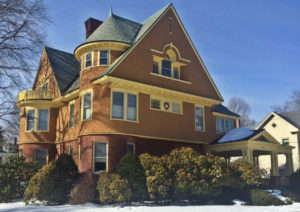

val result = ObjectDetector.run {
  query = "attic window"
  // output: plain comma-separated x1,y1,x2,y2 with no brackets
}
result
272,123,277,128
85,52,92,68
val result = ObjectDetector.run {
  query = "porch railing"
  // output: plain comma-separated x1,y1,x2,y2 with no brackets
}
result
18,90,53,102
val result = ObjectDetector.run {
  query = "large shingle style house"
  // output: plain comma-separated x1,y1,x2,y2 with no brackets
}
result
17,4,243,173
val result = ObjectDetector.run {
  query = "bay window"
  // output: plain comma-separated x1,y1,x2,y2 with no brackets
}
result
112,92,124,119
216,117,234,134
111,91,137,122
26,110,35,131
127,94,137,121
83,93,92,120
37,109,48,131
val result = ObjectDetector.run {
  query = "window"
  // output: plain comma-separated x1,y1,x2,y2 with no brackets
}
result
112,91,137,121
26,110,35,131
127,94,137,121
99,50,109,65
85,52,92,68
35,149,48,167
127,143,135,154
153,62,159,74
161,59,172,77
83,93,92,120
37,109,48,131
69,103,75,127
112,92,124,119
282,139,289,146
94,143,107,172
195,106,204,131
68,146,73,157
172,103,181,113
173,67,179,79
216,117,234,134
151,99,160,110
19,150,23,157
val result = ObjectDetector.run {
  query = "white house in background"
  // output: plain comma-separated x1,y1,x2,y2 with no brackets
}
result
256,111,300,175
0,149,17,162
2,142,18,153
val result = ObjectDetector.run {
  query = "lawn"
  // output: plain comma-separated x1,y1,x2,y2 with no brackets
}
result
1,200,300,212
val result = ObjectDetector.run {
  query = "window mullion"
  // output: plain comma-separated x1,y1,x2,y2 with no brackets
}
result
124,93,127,120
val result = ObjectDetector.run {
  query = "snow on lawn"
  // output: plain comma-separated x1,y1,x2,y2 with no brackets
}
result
1,200,300,212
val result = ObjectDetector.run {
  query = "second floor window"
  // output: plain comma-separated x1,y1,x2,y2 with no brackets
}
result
83,93,92,120
26,110,35,131
69,103,75,127
85,52,92,68
112,91,137,121
195,106,204,131
99,50,108,65
216,117,233,134
38,109,48,131
161,59,172,77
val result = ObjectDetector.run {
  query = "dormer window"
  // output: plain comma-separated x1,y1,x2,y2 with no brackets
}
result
99,50,109,65
85,52,92,68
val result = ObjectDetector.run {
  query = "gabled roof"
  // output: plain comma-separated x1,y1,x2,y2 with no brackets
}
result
276,111,300,129
44,47,80,95
213,104,240,117
92,4,171,80
84,13,141,45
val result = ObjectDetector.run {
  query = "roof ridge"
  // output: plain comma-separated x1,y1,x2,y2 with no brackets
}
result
142,3,172,24
45,46,74,56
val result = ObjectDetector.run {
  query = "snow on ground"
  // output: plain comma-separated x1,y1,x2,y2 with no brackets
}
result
1,200,300,212
266,190,291,203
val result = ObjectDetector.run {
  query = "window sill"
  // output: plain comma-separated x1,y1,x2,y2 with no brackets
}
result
25,130,49,133
110,117,138,123
150,73,191,84
150,108,182,115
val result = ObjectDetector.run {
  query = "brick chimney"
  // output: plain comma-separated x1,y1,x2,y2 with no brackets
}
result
84,18,102,39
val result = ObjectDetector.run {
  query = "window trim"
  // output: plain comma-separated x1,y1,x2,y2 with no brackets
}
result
34,149,48,167
110,88,139,123
92,141,108,173
195,105,205,132
25,107,50,132
98,50,110,66
84,52,93,69
80,89,93,121
68,101,75,128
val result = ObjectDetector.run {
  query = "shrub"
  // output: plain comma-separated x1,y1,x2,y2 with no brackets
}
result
140,153,172,201
289,169,300,195
97,173,131,204
116,153,147,201
69,173,96,204
0,156,40,202
231,160,268,188
250,189,285,206
24,153,79,205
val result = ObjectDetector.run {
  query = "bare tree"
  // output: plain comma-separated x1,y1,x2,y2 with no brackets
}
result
0,0,50,137
271,90,300,113
227,97,256,129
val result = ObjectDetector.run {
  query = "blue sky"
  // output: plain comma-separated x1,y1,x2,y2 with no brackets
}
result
43,0,300,122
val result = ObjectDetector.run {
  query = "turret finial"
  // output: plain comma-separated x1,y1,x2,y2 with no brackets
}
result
109,6,113,16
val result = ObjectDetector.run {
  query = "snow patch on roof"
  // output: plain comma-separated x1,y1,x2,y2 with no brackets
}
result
217,128,254,143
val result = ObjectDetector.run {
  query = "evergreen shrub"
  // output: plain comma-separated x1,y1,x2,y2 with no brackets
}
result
97,172,131,204
69,173,96,204
116,153,147,201
24,154,79,205
289,169,300,195
0,156,40,202
250,189,285,206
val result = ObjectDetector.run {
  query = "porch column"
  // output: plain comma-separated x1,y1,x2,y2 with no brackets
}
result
285,153,294,176
242,148,246,160
246,148,253,163
271,152,279,176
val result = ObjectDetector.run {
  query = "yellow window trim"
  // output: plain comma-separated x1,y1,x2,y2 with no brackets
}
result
152,55,185,80
195,105,205,132
150,95,183,115
110,88,139,123
92,141,109,173
97,49,110,66
68,100,76,128
25,107,50,132
84,51,94,69
150,72,191,84
80,89,93,121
